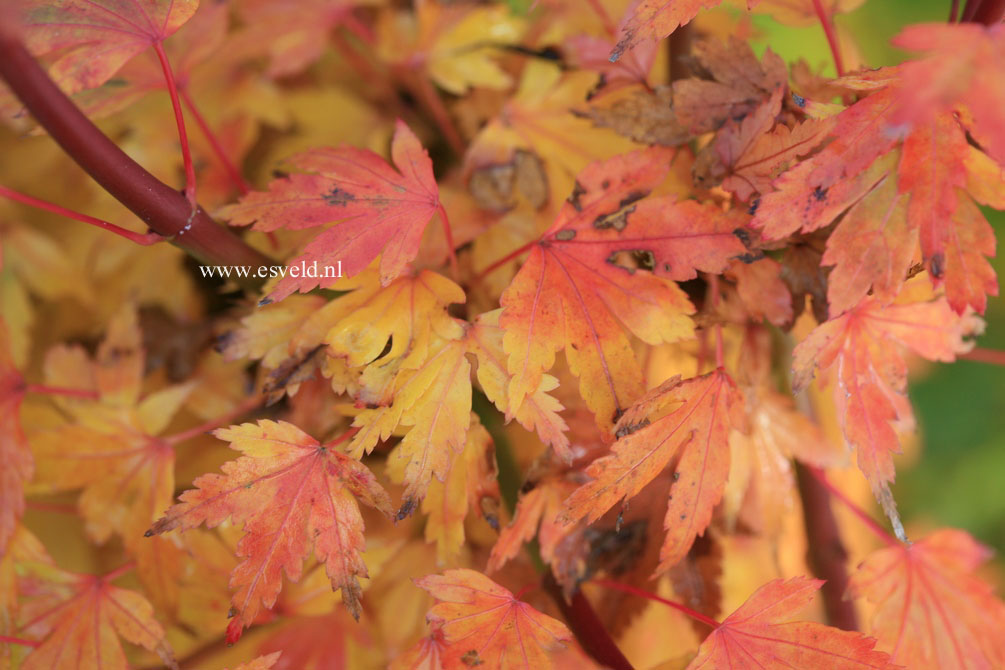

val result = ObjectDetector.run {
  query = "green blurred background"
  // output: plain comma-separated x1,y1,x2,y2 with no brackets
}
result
752,0,1005,554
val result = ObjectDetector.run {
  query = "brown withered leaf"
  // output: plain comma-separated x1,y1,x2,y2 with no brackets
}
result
576,86,690,147
673,37,787,134
469,149,549,212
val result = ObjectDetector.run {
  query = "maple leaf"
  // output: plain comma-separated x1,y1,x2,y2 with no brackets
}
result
672,37,787,136
611,1,724,62
20,0,199,95
148,419,393,639
416,569,573,670
890,23,1005,164
562,369,744,572
694,90,835,202
487,476,578,574
218,120,442,301
792,291,979,537
686,577,897,669
847,528,1005,669
18,567,173,670
500,147,745,433
468,310,570,460
421,416,500,564
0,322,29,554
349,330,471,517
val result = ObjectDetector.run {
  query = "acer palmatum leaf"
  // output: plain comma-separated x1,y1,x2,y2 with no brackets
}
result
611,0,724,62
686,577,898,669
890,23,1005,164
848,528,1005,669
562,369,744,572
19,0,198,94
416,569,573,670
218,120,442,302
19,569,175,670
499,147,744,434
793,292,980,539
148,420,392,641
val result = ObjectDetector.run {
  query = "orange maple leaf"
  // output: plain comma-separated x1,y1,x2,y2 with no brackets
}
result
611,0,724,62
415,569,572,670
148,420,393,640
18,567,173,670
792,292,978,537
847,528,1005,670
686,577,897,669
499,147,745,433
19,0,198,94
562,369,744,571
218,120,443,301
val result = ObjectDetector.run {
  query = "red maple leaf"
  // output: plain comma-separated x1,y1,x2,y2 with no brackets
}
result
218,120,443,302
686,577,898,669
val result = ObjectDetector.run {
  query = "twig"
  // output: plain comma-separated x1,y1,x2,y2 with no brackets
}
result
593,578,720,629
811,0,845,77
541,573,634,670
0,28,271,274
795,464,860,631
806,466,899,547
960,347,1005,366
472,238,538,283
0,635,39,648
153,43,197,207
179,89,250,196
1,185,162,245
163,395,263,445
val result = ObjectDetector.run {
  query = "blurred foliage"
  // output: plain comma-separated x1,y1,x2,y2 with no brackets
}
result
752,0,1005,554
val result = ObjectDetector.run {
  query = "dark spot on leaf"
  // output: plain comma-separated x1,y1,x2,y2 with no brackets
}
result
612,407,626,424
735,251,764,264
733,228,751,247
323,187,356,206
618,191,648,209
144,529,154,537
258,297,273,307
673,472,680,482
214,331,235,354
461,650,484,666
396,498,417,521
929,252,945,279
680,514,687,521
520,478,538,494
594,204,636,231
601,179,611,189
555,229,576,241
227,607,237,618
568,180,587,211
615,417,650,438
792,93,806,108
748,198,760,215
812,186,827,202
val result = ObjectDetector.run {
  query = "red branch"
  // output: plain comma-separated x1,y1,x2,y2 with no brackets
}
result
811,0,845,77
960,347,1005,366
542,573,634,670
0,635,40,648
0,28,271,273
0,185,161,245
795,464,860,631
